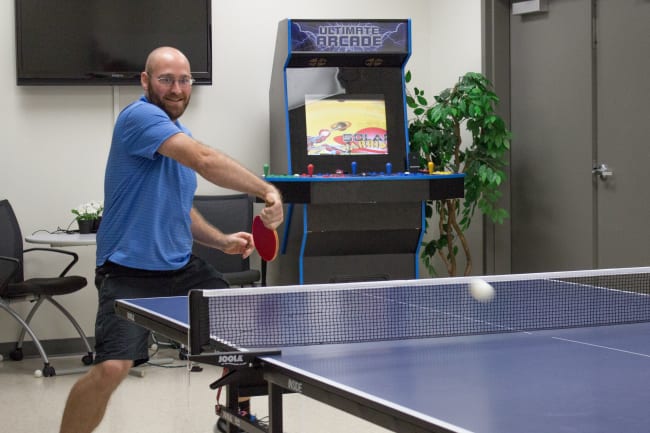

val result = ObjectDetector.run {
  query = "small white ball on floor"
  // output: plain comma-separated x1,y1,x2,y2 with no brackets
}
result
469,278,495,302
34,369,43,378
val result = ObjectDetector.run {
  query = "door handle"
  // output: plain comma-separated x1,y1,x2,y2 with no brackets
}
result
592,163,613,180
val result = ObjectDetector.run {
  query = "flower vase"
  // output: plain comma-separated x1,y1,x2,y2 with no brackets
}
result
78,219,93,234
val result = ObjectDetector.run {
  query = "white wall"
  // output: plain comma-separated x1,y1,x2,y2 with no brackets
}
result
0,1,480,343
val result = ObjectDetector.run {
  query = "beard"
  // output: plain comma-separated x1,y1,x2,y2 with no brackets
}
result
146,87,191,121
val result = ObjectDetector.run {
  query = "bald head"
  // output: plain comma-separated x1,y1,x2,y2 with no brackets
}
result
145,47,191,76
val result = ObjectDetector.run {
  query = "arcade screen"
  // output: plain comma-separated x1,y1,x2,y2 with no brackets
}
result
305,95,388,156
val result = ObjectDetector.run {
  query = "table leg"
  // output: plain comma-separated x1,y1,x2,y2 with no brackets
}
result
268,382,284,433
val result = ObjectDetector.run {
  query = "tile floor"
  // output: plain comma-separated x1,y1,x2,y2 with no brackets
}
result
0,348,391,433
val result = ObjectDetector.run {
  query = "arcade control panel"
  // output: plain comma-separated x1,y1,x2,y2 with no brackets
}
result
261,163,465,204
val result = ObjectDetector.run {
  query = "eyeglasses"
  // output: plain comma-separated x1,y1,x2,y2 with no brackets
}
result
156,75,195,88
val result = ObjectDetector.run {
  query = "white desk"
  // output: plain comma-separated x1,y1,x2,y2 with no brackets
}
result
24,232,96,247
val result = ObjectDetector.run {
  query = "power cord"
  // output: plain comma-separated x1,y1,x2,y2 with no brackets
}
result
31,217,80,235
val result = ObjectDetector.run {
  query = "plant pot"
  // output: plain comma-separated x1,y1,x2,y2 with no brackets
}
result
78,219,94,234
92,217,102,233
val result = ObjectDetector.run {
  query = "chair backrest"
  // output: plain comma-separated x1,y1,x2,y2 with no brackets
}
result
192,194,255,274
0,199,24,282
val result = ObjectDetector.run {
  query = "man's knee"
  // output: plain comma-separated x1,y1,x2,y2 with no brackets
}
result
93,359,133,388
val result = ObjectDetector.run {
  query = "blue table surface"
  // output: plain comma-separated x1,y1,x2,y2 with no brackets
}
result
272,322,650,433
120,296,189,325
120,296,650,433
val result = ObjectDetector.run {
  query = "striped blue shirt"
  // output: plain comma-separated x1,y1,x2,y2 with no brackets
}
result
96,95,197,270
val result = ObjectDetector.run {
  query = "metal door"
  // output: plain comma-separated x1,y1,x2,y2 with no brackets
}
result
509,0,649,272
594,0,650,267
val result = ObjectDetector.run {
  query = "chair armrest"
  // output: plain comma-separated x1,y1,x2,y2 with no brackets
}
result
0,255,21,291
23,247,80,277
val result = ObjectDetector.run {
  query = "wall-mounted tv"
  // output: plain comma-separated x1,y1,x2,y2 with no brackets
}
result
15,0,212,86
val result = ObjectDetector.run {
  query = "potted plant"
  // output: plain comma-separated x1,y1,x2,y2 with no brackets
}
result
71,200,103,234
406,71,510,276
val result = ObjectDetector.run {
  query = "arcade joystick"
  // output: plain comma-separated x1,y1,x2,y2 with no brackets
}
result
428,161,435,174
351,161,357,175
385,162,392,175
307,163,314,177
263,163,269,177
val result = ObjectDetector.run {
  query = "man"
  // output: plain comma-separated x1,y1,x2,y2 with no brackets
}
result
59,46,283,433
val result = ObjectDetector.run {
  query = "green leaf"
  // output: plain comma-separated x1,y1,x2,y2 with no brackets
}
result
406,96,416,108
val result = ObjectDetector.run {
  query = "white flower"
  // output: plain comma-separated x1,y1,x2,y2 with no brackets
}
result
72,200,103,220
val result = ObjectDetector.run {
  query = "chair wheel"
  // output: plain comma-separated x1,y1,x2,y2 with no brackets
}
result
82,353,94,365
9,348,23,361
42,365,56,377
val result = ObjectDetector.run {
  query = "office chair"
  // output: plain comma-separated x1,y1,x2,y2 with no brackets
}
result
0,199,93,377
192,194,261,287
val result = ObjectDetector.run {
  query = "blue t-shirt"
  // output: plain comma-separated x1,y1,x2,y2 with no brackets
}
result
96,95,197,270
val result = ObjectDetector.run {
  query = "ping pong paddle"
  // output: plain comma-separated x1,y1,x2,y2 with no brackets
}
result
252,215,279,262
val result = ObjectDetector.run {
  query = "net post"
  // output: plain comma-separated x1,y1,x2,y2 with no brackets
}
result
188,289,210,355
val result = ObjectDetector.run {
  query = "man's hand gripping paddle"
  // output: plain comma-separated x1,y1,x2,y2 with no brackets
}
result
252,204,279,262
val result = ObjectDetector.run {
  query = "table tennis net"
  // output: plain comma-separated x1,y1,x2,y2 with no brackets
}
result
196,267,650,349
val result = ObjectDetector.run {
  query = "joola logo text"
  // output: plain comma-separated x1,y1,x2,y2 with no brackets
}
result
218,354,244,364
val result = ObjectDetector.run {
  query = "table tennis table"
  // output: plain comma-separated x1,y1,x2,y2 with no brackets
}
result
115,267,650,433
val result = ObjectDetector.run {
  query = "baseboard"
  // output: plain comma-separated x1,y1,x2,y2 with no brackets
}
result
0,337,95,359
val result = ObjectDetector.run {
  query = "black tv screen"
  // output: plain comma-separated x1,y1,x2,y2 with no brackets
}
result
15,0,212,86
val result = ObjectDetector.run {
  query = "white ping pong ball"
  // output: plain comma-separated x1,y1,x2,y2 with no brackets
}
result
34,369,43,378
469,278,495,302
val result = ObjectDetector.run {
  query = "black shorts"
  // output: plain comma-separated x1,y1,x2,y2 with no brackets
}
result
93,255,228,366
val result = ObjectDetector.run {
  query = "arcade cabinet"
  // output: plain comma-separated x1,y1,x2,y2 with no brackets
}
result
268,19,464,285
